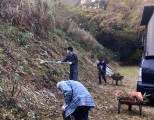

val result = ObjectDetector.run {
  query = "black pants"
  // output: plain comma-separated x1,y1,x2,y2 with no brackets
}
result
70,65,78,81
99,72,106,84
70,71,78,81
63,106,90,120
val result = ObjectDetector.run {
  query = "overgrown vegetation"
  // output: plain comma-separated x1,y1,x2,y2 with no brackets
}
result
0,0,113,119
73,0,154,64
0,0,153,119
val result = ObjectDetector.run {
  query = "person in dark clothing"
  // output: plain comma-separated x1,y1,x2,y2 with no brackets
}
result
97,59,107,84
59,47,78,81
62,106,91,120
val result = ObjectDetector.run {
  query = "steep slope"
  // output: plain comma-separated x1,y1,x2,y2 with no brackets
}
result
0,20,97,119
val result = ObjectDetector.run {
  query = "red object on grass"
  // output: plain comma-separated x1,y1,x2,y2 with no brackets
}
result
116,90,143,103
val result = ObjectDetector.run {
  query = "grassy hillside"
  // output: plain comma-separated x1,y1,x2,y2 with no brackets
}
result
1,0,153,119
0,0,113,119
0,20,96,119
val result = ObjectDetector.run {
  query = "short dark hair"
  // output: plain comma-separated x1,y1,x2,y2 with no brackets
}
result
99,58,104,62
67,46,73,51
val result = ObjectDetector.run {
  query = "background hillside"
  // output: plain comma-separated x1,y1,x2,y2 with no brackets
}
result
73,0,154,64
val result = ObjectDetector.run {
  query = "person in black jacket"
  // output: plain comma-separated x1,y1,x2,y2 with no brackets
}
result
97,59,107,84
58,47,78,81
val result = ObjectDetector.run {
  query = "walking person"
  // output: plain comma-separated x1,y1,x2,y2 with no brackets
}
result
58,46,78,81
97,59,107,84
57,80,95,120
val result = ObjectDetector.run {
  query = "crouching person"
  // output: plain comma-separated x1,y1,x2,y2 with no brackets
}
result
57,80,95,120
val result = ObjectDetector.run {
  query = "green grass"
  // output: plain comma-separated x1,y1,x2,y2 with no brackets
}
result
117,66,139,77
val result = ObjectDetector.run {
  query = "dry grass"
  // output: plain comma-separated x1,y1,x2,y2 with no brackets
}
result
1,38,154,120
88,66,154,120
67,21,99,49
117,66,139,77
1,1,152,119
67,20,113,62
0,0,72,33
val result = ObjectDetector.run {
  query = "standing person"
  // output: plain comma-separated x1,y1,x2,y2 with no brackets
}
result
57,80,95,120
97,59,107,84
58,46,78,81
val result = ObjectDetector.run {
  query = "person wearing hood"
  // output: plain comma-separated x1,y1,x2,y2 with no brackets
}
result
58,46,78,81
57,80,95,120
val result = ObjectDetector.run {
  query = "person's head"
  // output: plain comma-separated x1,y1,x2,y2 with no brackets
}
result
99,58,104,63
57,81,65,91
67,46,73,54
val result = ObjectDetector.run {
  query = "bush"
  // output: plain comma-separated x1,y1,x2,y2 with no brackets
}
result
0,0,71,33
67,21,100,49
54,29,63,36
75,7,144,64
127,49,142,65
67,21,113,61
18,32,33,46
0,0,80,42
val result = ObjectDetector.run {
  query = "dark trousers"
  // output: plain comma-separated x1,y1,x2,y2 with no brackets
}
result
63,106,90,120
99,72,106,84
70,71,78,81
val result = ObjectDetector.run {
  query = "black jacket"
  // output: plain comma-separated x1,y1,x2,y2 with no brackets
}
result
62,52,78,72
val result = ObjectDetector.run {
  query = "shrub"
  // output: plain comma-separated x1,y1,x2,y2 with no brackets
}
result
0,0,71,33
67,21,113,61
54,29,63,36
67,21,99,49
0,0,79,41
18,32,33,46
127,49,142,65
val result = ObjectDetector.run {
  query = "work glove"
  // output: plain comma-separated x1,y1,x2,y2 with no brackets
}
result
100,66,103,70
57,61,62,63
62,104,68,111
69,62,72,65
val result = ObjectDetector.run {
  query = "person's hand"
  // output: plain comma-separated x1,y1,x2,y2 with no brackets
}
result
69,62,72,65
62,104,67,110
100,66,103,69
57,61,62,63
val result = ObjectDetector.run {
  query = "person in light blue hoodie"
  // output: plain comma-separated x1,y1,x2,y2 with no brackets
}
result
57,80,95,120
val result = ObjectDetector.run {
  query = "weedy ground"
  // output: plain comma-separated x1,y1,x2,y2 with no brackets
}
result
87,66,154,120
34,66,154,120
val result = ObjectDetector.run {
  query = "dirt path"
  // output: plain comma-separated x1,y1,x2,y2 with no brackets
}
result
90,66,154,120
